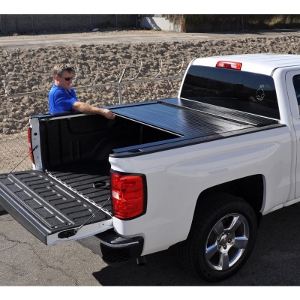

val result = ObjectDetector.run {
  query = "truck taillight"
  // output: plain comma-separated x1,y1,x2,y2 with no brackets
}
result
216,60,242,70
27,128,34,164
111,171,147,220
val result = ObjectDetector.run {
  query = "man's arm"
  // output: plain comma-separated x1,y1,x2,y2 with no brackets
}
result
72,101,115,119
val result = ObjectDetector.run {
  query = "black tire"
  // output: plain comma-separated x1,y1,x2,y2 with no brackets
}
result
179,192,257,282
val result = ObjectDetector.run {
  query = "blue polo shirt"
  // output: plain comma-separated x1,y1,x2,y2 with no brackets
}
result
48,84,78,114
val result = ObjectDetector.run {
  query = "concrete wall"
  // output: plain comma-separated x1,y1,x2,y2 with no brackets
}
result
140,16,183,32
0,15,138,34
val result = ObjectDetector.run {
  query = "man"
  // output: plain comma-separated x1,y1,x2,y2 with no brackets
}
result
48,63,115,119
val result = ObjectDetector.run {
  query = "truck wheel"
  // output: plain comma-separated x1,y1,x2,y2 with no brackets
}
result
179,193,257,282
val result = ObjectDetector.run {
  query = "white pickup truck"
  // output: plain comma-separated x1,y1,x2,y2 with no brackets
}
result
1,53,300,282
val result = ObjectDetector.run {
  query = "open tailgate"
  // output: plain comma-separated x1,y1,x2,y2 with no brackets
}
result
0,170,113,245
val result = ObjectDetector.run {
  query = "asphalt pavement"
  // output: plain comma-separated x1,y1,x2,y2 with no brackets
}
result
1,202,300,287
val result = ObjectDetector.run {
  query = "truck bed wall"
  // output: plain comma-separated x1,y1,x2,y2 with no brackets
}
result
39,114,176,172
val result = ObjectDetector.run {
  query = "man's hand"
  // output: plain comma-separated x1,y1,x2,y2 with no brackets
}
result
100,108,115,119
72,101,115,119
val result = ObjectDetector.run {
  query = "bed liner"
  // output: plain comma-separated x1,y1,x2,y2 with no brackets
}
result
0,161,111,244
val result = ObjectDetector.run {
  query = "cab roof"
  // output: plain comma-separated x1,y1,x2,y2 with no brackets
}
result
191,53,300,75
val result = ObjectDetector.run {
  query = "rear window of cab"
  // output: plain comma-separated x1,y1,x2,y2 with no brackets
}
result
180,65,280,120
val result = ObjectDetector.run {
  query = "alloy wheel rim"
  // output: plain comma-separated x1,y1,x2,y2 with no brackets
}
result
205,213,250,271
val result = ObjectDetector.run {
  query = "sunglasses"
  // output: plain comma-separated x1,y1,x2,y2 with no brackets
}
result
62,77,73,81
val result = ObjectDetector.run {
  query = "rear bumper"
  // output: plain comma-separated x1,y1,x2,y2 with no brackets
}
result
97,229,144,266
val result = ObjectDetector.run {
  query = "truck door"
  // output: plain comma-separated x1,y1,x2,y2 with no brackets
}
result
286,70,300,198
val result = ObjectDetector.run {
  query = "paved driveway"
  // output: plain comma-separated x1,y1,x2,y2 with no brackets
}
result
1,201,300,286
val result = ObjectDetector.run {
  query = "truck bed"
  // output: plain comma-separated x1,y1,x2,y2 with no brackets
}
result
47,160,111,211
0,97,282,245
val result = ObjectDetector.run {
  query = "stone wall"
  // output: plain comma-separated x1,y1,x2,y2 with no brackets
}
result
0,14,138,34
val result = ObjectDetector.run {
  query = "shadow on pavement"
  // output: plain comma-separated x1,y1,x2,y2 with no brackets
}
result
80,202,300,286
0,208,8,216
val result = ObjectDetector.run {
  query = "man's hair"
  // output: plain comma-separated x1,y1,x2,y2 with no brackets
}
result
53,63,75,78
